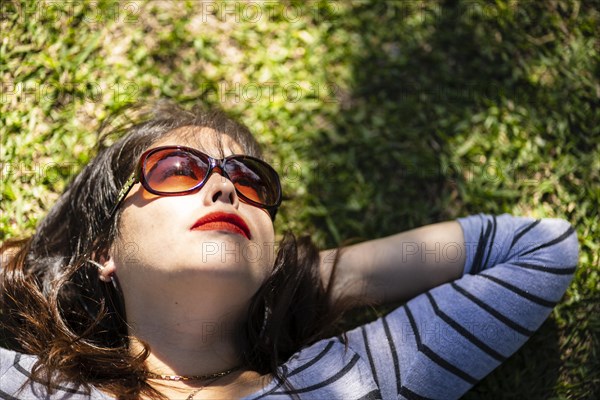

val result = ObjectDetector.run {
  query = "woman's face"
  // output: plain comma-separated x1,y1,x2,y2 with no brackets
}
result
106,127,276,308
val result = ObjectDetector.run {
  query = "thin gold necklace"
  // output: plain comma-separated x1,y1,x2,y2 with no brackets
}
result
186,387,203,400
148,368,240,400
146,366,240,382
185,380,216,400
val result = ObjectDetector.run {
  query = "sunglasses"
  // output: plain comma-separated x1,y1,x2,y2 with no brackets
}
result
110,145,282,219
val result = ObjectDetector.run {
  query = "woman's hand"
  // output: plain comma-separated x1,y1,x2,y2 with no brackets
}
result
319,221,466,306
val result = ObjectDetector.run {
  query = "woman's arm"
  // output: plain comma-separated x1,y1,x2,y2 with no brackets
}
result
320,221,466,305
342,214,578,399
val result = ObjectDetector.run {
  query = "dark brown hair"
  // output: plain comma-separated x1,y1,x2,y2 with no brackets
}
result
0,101,346,398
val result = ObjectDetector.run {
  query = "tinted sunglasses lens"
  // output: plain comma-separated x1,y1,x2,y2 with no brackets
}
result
143,149,209,193
227,158,280,206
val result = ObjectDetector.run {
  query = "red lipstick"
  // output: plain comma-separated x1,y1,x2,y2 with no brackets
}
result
191,212,251,240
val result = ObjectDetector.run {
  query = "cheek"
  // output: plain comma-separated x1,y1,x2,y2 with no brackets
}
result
108,218,140,269
241,209,275,274
258,224,277,277
110,206,171,267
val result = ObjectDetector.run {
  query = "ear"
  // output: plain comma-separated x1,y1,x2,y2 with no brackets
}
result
97,255,117,283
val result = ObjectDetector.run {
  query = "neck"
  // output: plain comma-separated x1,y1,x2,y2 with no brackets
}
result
124,277,254,377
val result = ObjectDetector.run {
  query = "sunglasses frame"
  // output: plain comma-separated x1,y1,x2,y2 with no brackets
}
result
109,145,282,220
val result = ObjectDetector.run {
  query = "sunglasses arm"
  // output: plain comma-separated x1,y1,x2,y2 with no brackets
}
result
108,172,138,218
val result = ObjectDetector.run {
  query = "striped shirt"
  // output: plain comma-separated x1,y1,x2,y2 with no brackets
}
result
0,214,579,399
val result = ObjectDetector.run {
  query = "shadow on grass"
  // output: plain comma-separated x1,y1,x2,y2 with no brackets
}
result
301,1,525,245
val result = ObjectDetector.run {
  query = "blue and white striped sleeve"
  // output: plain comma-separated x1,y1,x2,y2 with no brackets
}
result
344,214,579,400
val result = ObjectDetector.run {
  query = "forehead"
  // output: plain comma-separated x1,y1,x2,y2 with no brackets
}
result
150,126,244,157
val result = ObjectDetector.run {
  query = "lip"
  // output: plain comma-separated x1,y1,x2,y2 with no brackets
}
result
190,211,252,240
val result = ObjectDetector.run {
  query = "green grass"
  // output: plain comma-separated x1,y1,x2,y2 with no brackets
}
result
1,1,598,398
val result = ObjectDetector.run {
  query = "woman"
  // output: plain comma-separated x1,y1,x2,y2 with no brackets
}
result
0,102,579,399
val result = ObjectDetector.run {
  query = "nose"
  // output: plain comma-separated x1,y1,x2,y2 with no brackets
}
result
200,167,240,209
